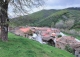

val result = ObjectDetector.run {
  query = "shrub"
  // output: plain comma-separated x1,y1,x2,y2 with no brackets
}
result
58,35,62,38
65,44,74,54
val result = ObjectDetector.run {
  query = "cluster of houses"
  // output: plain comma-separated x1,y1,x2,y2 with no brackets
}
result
1,26,80,57
9,26,60,44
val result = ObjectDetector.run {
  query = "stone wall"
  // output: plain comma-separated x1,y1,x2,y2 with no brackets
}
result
55,41,66,50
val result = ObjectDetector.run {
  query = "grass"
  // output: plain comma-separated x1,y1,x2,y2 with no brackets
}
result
0,33,75,57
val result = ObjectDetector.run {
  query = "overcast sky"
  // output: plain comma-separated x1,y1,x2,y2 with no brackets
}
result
8,0,80,18
33,0,80,11
45,0,80,9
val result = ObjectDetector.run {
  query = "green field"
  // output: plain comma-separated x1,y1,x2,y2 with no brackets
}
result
0,33,75,57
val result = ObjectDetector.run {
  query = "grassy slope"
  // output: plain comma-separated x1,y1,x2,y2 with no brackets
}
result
0,33,75,57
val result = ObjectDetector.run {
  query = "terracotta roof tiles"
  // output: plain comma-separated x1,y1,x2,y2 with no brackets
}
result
19,28,31,33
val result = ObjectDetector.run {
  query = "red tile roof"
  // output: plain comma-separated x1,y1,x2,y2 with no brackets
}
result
19,28,30,33
47,29,51,32
56,36,77,44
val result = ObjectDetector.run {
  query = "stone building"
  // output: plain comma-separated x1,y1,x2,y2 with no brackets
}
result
72,43,80,57
55,36,77,50
14,27,33,38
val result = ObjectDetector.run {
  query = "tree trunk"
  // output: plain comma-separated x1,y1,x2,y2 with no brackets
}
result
0,0,9,41
1,24,8,41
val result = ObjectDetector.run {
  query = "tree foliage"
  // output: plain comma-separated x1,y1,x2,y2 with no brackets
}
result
55,20,65,29
65,44,74,54
65,19,75,29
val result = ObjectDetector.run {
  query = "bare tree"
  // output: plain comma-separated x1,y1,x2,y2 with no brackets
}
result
0,0,44,41
65,19,75,29
55,20,65,29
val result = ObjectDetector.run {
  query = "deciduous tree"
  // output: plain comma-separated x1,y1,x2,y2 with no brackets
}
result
0,0,44,41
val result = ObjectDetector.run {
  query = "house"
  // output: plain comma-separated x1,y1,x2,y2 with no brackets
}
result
42,33,55,46
14,27,33,38
55,36,77,50
72,43,80,57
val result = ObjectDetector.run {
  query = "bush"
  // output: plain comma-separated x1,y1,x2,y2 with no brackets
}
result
58,35,62,38
65,44,74,54
69,29,78,36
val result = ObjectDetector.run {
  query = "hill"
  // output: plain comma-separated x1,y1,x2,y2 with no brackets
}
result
0,33,75,57
10,9,58,26
66,7,80,10
10,7,80,28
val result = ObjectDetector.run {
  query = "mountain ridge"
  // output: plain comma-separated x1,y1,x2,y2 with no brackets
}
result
10,7,80,29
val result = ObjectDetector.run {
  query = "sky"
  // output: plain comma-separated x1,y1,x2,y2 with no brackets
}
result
45,0,80,9
32,0,80,12
8,0,80,18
